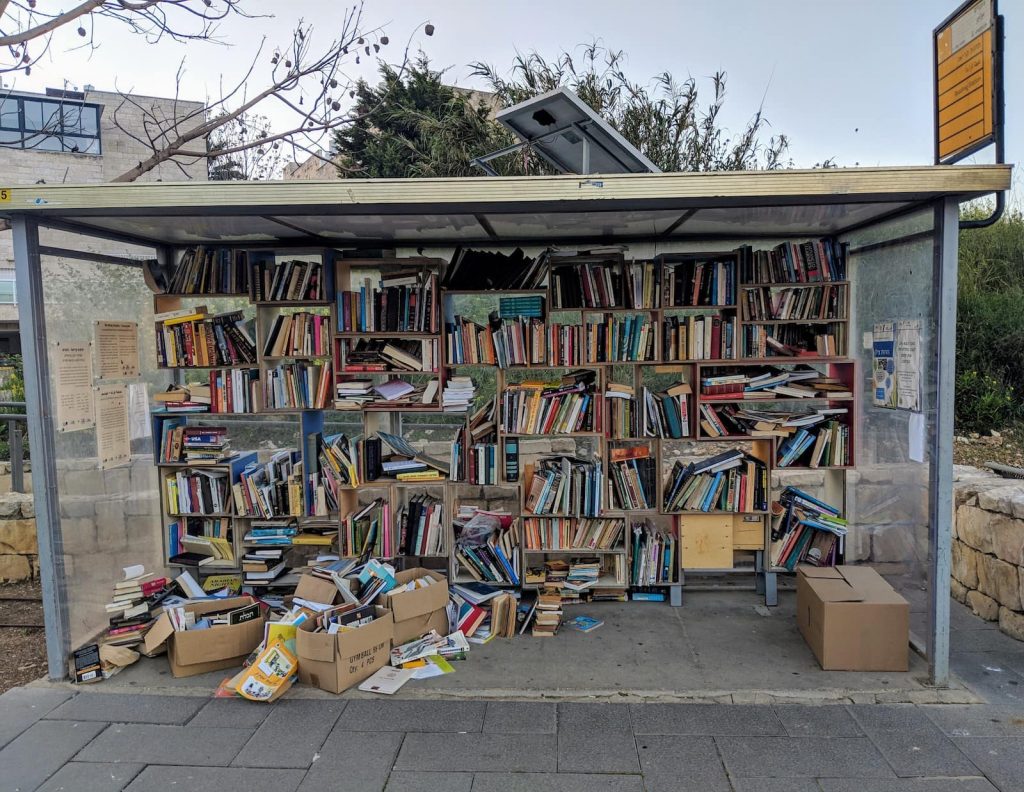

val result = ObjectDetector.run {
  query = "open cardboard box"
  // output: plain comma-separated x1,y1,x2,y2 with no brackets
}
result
295,606,394,694
796,565,909,671
143,596,267,678
290,572,343,608
382,567,450,644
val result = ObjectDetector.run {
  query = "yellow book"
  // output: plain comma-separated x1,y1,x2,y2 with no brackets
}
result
396,471,443,482
162,312,207,326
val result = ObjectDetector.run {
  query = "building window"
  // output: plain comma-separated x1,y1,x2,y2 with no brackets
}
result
0,272,15,305
0,96,101,154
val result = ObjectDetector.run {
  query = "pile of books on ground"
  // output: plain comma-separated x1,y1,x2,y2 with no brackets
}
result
770,487,847,570
450,582,517,644
102,566,173,648
531,589,563,637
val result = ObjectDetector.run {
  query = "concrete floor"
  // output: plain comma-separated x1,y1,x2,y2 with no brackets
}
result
95,587,978,704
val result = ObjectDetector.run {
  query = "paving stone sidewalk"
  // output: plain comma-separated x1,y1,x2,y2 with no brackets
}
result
2,688,1023,792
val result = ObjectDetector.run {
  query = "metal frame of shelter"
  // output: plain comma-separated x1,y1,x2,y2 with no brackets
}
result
0,165,1011,687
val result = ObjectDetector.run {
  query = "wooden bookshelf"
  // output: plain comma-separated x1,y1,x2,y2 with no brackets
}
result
148,241,856,605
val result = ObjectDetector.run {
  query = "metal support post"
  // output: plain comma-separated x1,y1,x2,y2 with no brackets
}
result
12,217,70,680
928,198,958,687
10,420,24,493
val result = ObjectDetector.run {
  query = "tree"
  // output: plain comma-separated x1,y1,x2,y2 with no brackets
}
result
1,1,246,76
2,1,426,182
207,111,282,181
335,44,790,178
334,56,520,179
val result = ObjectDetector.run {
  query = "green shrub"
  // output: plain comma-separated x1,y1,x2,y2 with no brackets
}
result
955,368,1021,434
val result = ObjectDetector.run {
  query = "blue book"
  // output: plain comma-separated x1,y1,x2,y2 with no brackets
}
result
632,591,665,601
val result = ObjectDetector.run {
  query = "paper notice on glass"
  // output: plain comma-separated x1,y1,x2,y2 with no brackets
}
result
909,412,926,463
127,382,150,441
895,320,922,412
94,320,140,379
53,341,94,432
872,321,897,408
94,384,130,469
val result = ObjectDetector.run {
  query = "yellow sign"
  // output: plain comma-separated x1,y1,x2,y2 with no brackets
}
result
935,0,996,162
0,188,10,203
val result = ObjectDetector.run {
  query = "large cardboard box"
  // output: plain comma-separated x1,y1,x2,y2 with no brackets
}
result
796,565,909,671
143,596,267,678
290,572,341,607
295,606,394,694
382,568,450,644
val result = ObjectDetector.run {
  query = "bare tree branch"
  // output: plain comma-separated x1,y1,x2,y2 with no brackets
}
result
109,6,425,182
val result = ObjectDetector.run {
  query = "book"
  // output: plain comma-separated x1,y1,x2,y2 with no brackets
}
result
564,615,604,632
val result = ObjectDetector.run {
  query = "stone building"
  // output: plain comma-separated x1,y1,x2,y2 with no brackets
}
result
0,86,209,351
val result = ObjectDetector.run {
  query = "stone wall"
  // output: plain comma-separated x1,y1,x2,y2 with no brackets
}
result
0,488,35,581
952,465,1024,641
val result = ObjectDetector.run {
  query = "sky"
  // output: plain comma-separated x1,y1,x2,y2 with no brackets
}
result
5,0,1020,188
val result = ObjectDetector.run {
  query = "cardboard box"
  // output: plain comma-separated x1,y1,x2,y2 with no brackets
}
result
144,596,267,678
382,568,450,644
290,572,341,607
295,606,394,694
796,565,909,671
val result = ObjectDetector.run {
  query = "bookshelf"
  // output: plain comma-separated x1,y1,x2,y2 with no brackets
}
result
150,242,855,605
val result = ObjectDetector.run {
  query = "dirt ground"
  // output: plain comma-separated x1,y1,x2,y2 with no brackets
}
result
0,579,47,694
954,427,1024,469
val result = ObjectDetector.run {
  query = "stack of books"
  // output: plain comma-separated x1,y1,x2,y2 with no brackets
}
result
453,507,520,585
546,320,582,366
263,360,333,410
450,399,498,485
397,494,445,556
776,419,850,468
584,312,656,362
208,369,259,413
742,324,846,358
770,487,847,570
697,404,848,440
662,449,768,513
156,308,257,368
643,383,691,439
550,253,623,308
343,338,438,373
501,373,597,435
699,367,852,401
661,313,737,361
442,376,476,413
234,451,302,519
305,432,360,514
739,239,846,283
607,447,656,510
524,456,603,518
741,283,846,321
166,516,229,560
662,256,736,307
242,519,298,547
337,270,438,333
340,498,391,558
242,548,288,586
102,566,172,647
335,379,374,409
630,519,677,586
262,311,331,357
252,258,324,302
180,426,232,465
167,247,249,294
153,383,212,414
531,589,563,637
522,517,624,551
165,469,230,515
442,247,547,290
624,260,660,309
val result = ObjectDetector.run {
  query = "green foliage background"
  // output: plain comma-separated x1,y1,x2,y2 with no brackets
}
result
955,207,1024,434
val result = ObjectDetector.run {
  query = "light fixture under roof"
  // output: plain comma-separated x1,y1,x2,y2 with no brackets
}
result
472,87,660,176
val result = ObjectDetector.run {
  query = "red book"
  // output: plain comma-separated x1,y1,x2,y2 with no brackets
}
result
457,602,487,637
710,316,722,359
